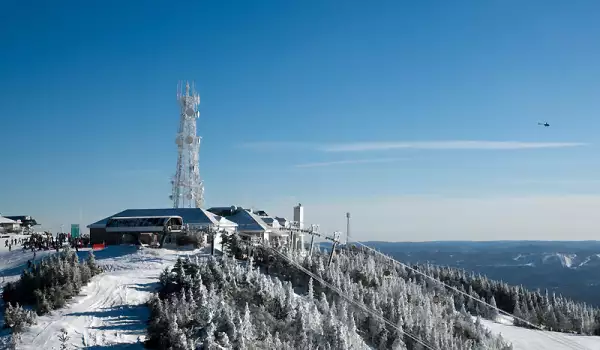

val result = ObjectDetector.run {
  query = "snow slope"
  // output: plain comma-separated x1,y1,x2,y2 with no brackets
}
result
0,235,55,285
2,236,600,349
542,253,577,268
0,241,207,349
481,315,600,350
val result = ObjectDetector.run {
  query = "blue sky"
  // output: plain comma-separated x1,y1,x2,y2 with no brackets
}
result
1,1,600,240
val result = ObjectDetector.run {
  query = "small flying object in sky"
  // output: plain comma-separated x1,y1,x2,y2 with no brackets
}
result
538,122,550,127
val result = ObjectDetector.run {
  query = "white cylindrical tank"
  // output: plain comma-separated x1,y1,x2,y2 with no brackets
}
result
293,203,304,230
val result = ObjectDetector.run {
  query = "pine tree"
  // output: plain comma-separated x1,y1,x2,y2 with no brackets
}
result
58,328,70,350
390,331,408,350
307,277,315,300
159,267,171,287
34,289,51,315
489,295,499,320
4,302,36,333
243,302,254,339
86,250,100,275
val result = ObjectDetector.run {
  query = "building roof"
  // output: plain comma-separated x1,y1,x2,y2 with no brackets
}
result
261,217,275,225
260,217,282,229
275,216,288,225
212,214,238,228
226,209,271,233
88,208,237,229
0,216,16,224
206,206,238,217
3,216,38,226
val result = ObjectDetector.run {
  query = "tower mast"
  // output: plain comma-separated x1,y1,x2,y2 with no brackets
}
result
170,81,204,208
346,212,350,246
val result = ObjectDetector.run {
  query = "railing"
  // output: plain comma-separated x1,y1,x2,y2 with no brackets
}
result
168,225,183,232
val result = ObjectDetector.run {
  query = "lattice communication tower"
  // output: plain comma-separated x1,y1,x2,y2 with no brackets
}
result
170,81,204,208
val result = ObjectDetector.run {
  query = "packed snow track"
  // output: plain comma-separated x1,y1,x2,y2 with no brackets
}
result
0,243,205,349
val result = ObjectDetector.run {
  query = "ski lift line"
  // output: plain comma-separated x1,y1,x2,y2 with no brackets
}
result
347,238,591,350
265,245,437,350
349,239,589,350
261,243,438,350
304,225,339,242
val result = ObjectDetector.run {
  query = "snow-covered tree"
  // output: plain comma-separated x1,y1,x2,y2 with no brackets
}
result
3,249,102,324
4,303,36,333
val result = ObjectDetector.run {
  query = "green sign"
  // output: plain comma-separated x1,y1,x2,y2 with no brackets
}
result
71,224,80,238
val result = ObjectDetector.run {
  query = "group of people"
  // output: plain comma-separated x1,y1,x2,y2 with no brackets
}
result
23,233,66,253
4,237,24,251
2,233,94,271
2,232,91,255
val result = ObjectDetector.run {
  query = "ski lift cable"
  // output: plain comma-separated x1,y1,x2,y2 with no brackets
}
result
265,245,437,350
349,238,589,350
347,238,591,350
261,243,438,350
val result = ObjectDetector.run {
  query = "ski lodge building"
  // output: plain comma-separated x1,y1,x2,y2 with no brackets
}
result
206,205,304,249
87,208,238,246
87,204,306,249
0,216,19,233
0,215,39,233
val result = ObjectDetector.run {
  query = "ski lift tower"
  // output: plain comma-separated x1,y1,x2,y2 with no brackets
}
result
170,81,205,208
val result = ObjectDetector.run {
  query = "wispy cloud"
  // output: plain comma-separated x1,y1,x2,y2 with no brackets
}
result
321,141,588,152
241,140,587,152
239,142,314,151
294,157,405,168
508,178,600,185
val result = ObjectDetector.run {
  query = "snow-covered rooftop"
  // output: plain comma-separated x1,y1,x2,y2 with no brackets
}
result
88,208,237,229
0,216,16,224
260,217,279,227
225,209,272,233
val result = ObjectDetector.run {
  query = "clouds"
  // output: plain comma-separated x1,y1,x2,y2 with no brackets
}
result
241,140,587,168
241,140,587,153
294,157,405,168
320,141,587,152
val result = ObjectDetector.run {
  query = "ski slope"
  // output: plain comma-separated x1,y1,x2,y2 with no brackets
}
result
0,239,206,349
480,315,600,350
1,235,600,349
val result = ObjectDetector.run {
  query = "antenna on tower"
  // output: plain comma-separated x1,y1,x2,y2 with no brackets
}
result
346,212,350,246
171,80,205,208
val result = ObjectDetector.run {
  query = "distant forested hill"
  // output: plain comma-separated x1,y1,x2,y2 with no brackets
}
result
333,241,600,306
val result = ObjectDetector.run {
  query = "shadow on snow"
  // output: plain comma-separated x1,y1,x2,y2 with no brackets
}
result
127,282,160,293
67,304,149,336
84,343,144,349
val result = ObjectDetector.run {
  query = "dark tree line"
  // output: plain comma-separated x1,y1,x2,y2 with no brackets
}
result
3,248,102,316
414,263,600,335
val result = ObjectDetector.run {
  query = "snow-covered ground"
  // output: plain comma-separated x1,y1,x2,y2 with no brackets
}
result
2,234,600,349
480,314,600,350
0,236,207,349
0,234,55,286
